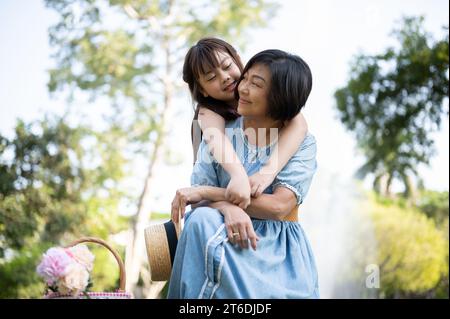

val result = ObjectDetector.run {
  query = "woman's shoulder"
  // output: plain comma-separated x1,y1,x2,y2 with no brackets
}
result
224,117,243,139
196,105,223,119
302,132,316,147
291,132,317,159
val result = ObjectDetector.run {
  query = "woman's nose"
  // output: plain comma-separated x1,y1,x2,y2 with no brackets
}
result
238,82,249,95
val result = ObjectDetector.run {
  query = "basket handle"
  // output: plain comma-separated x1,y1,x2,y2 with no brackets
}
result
65,237,126,291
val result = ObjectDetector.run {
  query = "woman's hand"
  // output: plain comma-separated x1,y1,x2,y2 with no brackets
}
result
221,203,259,250
225,173,251,209
171,187,203,222
249,171,275,198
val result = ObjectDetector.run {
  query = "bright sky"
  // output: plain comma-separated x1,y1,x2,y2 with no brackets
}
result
0,0,448,214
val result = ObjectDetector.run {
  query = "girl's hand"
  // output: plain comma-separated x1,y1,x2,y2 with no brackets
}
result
225,173,251,209
171,187,203,222
249,171,275,198
222,204,259,250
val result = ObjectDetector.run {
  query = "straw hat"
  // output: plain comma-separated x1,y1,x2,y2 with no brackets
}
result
144,211,182,281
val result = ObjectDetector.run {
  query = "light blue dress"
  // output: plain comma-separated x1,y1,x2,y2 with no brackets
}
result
167,117,319,299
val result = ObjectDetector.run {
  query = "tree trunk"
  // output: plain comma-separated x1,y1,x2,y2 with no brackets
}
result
125,10,175,297
125,120,166,296
376,173,390,197
385,173,393,198
402,173,417,201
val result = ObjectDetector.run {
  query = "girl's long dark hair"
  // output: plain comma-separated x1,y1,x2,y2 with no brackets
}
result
184,37,243,162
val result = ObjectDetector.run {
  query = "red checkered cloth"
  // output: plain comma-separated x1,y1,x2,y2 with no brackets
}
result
45,290,133,299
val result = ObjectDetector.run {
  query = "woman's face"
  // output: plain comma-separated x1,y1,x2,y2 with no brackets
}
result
197,50,241,103
237,63,271,118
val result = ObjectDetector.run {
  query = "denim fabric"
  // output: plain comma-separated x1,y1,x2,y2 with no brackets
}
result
167,117,319,299
191,117,317,205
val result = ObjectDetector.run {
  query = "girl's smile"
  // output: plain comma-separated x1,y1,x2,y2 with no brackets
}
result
223,81,237,92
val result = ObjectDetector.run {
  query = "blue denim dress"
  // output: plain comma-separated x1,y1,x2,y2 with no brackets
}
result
167,117,319,299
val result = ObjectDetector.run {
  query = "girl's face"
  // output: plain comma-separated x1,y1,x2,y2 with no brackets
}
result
237,63,271,118
198,50,241,104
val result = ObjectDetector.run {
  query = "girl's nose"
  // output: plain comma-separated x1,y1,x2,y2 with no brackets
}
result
222,74,231,83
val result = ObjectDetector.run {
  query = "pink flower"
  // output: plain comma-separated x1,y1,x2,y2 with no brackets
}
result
37,244,96,296
58,262,90,296
67,245,95,271
36,247,72,285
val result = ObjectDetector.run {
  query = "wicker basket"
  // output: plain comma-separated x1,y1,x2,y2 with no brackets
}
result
44,237,133,299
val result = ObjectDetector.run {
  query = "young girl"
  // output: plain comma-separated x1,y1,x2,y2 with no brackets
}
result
183,37,308,209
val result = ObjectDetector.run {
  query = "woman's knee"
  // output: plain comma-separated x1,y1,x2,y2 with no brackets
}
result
185,206,223,230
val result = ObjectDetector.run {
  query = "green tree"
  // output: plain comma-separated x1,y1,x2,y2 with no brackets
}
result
370,194,448,298
334,16,449,197
416,190,449,225
0,115,128,297
44,0,278,297
416,190,449,298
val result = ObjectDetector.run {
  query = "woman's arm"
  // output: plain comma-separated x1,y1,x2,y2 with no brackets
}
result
181,185,297,221
245,187,297,220
249,112,308,197
198,107,251,208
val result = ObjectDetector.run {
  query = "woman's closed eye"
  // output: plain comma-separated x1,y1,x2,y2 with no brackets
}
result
241,75,261,88
249,80,261,88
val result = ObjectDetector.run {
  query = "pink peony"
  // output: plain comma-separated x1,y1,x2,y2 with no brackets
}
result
36,247,72,285
58,262,90,296
67,245,95,271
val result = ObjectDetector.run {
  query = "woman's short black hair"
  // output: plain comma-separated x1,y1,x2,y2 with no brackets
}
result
235,49,312,122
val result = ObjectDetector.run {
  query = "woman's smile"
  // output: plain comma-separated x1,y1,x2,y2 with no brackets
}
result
238,98,251,105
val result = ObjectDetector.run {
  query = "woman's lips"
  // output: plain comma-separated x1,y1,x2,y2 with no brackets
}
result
238,98,251,105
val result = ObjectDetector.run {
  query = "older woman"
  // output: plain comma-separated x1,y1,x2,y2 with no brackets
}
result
168,49,319,299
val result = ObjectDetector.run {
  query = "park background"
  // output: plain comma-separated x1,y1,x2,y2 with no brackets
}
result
0,0,448,298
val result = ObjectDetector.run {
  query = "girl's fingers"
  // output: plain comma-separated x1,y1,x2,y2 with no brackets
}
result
238,201,247,209
251,184,261,197
255,186,264,197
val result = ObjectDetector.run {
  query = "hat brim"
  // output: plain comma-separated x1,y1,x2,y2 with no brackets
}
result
144,221,179,281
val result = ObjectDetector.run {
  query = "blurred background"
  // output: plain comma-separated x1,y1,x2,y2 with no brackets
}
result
0,0,448,299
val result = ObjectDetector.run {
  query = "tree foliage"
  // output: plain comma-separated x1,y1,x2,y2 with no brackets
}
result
335,16,449,196
369,193,448,298
0,115,128,297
